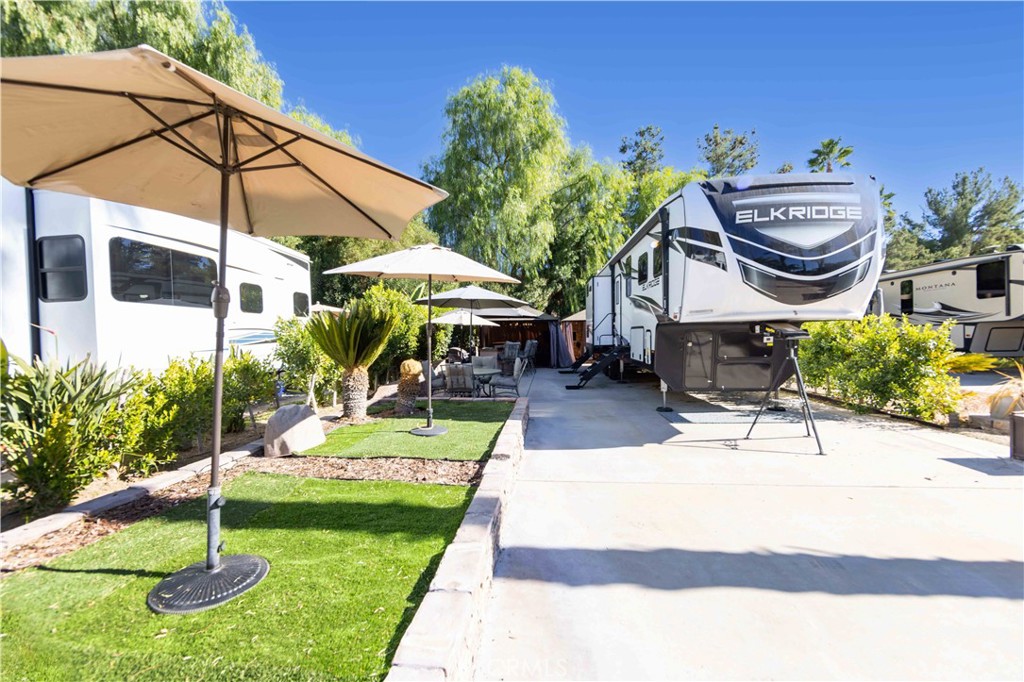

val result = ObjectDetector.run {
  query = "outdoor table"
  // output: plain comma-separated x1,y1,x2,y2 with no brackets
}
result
473,367,502,397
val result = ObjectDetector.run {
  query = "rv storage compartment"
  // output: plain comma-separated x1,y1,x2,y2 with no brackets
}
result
655,323,794,392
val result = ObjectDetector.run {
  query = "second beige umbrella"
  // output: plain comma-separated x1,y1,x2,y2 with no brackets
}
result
325,244,518,436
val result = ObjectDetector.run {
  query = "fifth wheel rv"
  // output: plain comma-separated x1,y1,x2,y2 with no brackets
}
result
1,179,312,371
584,172,884,392
873,249,1024,356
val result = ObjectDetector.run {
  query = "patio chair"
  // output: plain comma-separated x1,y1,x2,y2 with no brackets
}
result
420,360,446,397
471,355,499,371
490,357,525,398
499,341,520,375
518,339,538,374
445,363,476,397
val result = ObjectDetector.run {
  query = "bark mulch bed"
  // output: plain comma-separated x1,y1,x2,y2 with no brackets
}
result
1,455,483,575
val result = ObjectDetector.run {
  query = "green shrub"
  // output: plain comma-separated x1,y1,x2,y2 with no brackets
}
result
159,355,214,450
0,347,134,511
100,372,178,478
273,317,342,408
947,353,1000,373
801,315,961,420
224,346,276,430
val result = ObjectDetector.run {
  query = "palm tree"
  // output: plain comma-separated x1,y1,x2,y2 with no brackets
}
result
807,138,854,173
307,302,399,420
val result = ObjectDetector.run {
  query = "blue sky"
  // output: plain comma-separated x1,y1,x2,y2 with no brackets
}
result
227,1,1024,219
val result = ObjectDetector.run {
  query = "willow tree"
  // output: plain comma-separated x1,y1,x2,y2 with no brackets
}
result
423,66,569,282
307,303,399,421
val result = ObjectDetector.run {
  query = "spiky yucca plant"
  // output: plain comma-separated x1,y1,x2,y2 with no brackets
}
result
307,302,399,420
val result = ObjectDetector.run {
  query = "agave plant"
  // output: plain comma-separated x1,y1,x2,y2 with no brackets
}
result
1,340,136,511
989,361,1024,419
307,301,400,420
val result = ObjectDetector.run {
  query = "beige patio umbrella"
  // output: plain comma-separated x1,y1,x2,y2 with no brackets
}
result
324,244,518,436
431,309,500,327
0,45,446,614
415,284,526,353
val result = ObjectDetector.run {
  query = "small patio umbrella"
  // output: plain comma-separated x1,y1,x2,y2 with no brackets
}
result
324,244,518,436
0,46,446,614
431,309,500,328
415,284,526,352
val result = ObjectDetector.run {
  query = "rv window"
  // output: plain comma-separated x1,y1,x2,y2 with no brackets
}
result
109,237,215,307
36,236,87,302
293,292,310,317
624,256,632,277
977,260,1006,298
240,283,263,314
638,253,649,285
653,247,663,278
900,280,914,314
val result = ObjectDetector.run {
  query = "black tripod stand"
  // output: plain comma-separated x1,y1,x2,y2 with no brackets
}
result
745,327,825,455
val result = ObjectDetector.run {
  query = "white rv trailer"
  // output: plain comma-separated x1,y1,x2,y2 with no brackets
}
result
585,172,883,391
1,179,311,371
872,249,1024,356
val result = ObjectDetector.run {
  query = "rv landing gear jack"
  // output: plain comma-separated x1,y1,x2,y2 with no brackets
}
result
656,380,673,413
745,327,825,455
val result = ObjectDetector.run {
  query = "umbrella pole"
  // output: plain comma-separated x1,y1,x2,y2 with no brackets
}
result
147,112,268,614
412,274,446,437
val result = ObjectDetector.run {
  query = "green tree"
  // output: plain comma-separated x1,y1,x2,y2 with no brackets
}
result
904,168,1024,258
1,1,283,108
698,124,759,177
532,148,632,315
619,125,665,178
774,162,794,174
884,218,934,271
422,66,569,281
808,137,853,173
307,303,399,420
625,165,707,231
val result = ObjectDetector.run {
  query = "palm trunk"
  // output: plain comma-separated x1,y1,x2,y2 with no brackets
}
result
342,366,370,420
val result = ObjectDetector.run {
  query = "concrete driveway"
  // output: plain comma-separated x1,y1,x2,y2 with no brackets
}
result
475,370,1023,680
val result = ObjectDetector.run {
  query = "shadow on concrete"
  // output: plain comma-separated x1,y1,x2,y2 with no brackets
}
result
496,546,1024,600
941,458,1024,476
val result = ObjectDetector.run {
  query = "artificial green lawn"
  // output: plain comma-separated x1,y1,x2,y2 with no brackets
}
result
0,473,472,682
301,400,513,461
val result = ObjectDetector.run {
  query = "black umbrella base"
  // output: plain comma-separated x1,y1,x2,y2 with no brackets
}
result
147,554,270,615
411,425,448,437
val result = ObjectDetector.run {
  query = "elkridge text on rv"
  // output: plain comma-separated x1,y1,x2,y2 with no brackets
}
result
736,206,863,224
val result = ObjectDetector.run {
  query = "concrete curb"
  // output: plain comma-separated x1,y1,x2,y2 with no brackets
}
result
387,397,529,682
0,441,263,555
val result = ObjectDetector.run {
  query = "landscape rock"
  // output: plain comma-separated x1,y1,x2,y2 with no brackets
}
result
263,404,325,458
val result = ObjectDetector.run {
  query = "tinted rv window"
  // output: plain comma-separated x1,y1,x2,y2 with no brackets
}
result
977,260,1006,298
293,292,310,317
109,237,215,307
36,236,87,302
638,253,649,285
624,256,632,277
653,247,663,278
900,280,914,314
240,283,263,313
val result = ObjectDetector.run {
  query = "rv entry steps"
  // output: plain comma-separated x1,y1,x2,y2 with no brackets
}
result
559,348,593,374
565,347,629,389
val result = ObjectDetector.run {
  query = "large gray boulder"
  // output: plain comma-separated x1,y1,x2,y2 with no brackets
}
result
264,404,325,458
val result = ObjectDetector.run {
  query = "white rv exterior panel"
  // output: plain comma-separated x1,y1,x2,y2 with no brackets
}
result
877,251,1024,355
2,180,311,371
1,181,32,359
